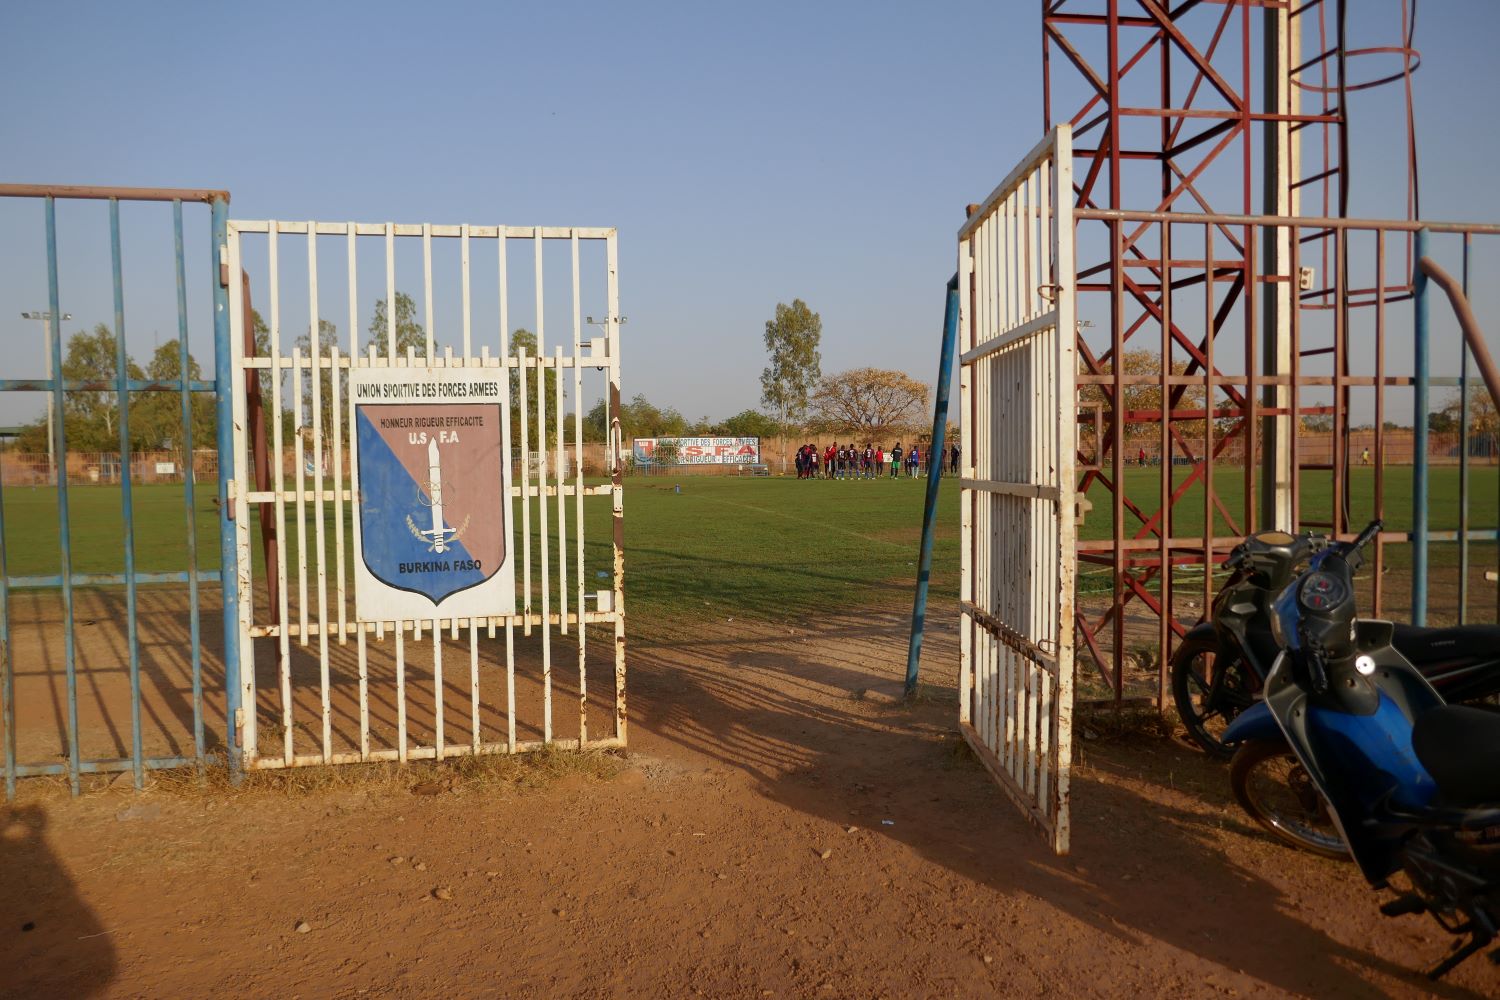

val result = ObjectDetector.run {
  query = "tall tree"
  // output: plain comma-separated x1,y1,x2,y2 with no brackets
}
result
59,324,146,451
133,341,216,452
810,368,929,440
1078,349,1209,453
759,299,822,472
295,318,342,440
1443,387,1498,438
509,328,560,450
365,292,428,358
717,408,780,442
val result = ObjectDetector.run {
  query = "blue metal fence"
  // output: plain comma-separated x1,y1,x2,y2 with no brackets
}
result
0,184,240,796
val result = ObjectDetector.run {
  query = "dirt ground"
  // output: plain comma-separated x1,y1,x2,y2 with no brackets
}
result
4,605,1500,998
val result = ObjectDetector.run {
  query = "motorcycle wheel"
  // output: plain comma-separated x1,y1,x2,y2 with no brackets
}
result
1230,739,1348,860
1170,635,1253,758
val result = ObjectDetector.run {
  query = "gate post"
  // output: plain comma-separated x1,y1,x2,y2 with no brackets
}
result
212,196,243,775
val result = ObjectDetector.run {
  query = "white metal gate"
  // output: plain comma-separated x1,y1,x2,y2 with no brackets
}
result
957,127,1077,853
225,220,625,769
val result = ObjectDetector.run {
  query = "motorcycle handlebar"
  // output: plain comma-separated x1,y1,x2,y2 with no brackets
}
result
1350,519,1383,553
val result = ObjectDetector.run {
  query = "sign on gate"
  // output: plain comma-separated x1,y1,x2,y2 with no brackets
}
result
351,366,515,621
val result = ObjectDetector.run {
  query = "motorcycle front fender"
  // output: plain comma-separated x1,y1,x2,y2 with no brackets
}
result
1222,700,1280,746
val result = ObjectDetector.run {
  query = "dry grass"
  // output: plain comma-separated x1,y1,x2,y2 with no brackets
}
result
9,746,628,803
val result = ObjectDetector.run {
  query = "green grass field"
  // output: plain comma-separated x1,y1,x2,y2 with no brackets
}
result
1,465,1494,625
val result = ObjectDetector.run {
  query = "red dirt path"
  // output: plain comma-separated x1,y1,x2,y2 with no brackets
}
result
4,606,1499,998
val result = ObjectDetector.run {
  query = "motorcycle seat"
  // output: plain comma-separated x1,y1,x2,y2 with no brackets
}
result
1412,705,1500,805
1391,623,1500,667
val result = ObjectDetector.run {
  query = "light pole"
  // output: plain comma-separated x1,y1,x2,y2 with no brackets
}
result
21,310,71,485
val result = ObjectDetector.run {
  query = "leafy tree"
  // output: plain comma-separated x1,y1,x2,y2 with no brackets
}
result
583,397,611,442
582,393,687,445
366,292,428,358
810,368,929,440
59,324,146,451
760,299,822,472
15,419,48,454
1079,349,1208,453
509,328,560,450
295,318,342,439
717,409,780,441
133,341,215,452
1441,386,1498,440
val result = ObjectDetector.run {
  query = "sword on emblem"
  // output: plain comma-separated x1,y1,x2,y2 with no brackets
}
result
420,438,460,553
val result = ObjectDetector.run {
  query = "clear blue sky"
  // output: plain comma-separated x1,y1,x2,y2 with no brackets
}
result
3,0,1499,428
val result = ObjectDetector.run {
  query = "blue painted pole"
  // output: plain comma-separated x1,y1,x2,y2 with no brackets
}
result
1459,235,1471,624
0,451,13,799
906,274,960,697
45,198,81,795
174,200,205,768
110,200,145,788
212,197,243,778
1412,228,1430,627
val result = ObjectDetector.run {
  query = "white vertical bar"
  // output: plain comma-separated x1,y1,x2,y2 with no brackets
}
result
332,343,346,646
269,223,293,767
505,620,516,753
971,217,987,748
292,346,309,649
384,224,397,361
461,223,472,358
607,232,625,744
518,349,532,636
538,349,552,743
958,222,973,729
469,619,480,753
226,226,257,765
433,621,444,760
357,625,369,760
395,621,407,762
1052,125,1078,854
555,346,567,636
423,222,435,363
499,233,510,356
572,231,587,743
347,230,367,758
308,227,331,763
534,231,545,355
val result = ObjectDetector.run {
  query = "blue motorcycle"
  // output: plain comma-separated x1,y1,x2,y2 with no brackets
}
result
1225,519,1500,979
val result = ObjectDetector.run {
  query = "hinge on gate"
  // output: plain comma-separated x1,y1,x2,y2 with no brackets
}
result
219,247,230,288
225,479,237,520
234,708,245,745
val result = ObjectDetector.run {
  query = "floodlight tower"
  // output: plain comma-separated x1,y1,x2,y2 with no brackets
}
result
1040,0,1420,701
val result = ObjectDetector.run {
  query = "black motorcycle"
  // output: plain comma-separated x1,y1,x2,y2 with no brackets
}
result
1171,528,1500,757
1239,519,1500,979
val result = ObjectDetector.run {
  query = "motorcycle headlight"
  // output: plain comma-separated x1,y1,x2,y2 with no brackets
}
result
1269,605,1286,648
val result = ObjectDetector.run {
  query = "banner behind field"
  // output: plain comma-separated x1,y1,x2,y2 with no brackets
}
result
632,436,761,465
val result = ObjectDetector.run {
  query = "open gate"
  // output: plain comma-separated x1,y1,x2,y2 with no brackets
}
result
225,219,625,770
957,127,1078,853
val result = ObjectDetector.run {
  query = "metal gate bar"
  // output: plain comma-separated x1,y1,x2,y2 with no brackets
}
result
0,184,238,797
227,220,624,771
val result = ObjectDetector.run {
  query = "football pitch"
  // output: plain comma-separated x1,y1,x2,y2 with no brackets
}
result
0,464,1494,624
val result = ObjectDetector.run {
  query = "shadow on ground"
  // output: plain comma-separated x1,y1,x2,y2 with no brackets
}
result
626,609,1490,998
